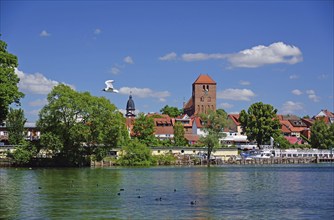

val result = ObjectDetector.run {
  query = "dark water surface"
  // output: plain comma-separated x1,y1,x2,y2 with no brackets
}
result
1,164,333,219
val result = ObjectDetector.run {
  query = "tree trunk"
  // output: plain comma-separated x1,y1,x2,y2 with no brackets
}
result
207,145,212,167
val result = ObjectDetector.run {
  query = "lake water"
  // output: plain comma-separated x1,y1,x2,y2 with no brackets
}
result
1,164,333,219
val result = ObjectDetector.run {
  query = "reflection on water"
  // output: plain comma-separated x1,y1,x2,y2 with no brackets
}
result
1,165,333,219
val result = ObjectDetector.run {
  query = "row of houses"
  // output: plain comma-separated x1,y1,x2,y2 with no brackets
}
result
124,109,334,147
0,110,332,148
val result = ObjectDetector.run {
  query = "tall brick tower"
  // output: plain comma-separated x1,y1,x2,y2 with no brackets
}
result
184,74,216,116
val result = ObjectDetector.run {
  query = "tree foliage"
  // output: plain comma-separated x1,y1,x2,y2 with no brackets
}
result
273,134,291,149
6,108,27,145
199,110,228,166
310,120,334,149
37,84,129,166
0,39,25,124
11,141,37,165
173,121,188,146
160,105,183,117
132,113,156,146
239,102,280,148
117,139,153,166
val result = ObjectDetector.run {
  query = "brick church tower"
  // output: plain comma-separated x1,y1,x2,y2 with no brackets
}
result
184,74,216,116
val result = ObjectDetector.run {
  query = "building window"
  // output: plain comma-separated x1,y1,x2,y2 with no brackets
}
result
201,96,204,102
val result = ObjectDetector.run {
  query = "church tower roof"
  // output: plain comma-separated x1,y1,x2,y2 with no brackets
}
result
193,74,216,84
126,94,136,118
126,95,135,111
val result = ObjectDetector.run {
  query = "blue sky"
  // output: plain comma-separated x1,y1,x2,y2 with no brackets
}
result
1,0,333,122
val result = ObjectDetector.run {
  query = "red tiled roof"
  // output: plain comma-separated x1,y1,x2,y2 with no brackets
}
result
228,114,240,126
154,126,174,135
192,116,203,128
193,74,216,84
280,120,292,133
184,134,199,142
321,109,334,118
183,98,193,109
284,136,303,145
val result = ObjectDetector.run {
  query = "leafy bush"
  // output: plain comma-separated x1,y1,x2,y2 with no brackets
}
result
117,139,154,166
153,153,176,165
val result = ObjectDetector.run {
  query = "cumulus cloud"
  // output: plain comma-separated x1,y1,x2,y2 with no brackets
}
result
159,52,177,61
306,90,320,102
220,102,234,109
40,30,51,37
239,80,250,86
123,56,134,64
119,87,170,102
160,42,303,68
94,28,101,35
227,42,302,68
15,69,72,95
217,89,256,101
291,89,303,96
281,101,304,114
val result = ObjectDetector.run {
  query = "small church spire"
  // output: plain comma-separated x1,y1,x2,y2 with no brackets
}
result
126,92,136,118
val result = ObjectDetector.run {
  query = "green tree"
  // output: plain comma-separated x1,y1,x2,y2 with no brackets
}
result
0,39,25,124
216,108,227,116
6,108,36,165
160,105,183,117
37,84,128,166
310,120,334,149
273,134,291,149
132,113,156,146
239,102,281,148
11,141,37,165
117,139,153,166
173,121,188,146
6,108,26,145
200,110,228,167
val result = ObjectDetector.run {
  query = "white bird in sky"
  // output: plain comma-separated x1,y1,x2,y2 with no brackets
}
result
102,80,119,93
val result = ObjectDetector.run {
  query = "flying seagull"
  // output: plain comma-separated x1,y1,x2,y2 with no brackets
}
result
103,80,119,93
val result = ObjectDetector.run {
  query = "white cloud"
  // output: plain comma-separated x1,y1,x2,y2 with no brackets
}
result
110,66,121,75
28,99,47,107
217,89,256,101
291,89,303,96
15,69,66,95
160,42,303,68
181,53,227,61
159,52,177,61
220,102,234,109
94,28,101,35
281,101,304,114
289,74,299,79
306,90,320,102
119,87,170,102
123,56,134,64
227,42,303,68
239,80,250,86
40,30,51,37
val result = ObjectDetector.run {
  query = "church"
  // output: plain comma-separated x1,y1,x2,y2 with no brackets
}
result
183,74,217,116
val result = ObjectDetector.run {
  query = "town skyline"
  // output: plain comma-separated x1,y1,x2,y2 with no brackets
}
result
1,1,333,122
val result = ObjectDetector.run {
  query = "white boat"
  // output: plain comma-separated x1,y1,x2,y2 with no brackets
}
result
241,149,274,159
